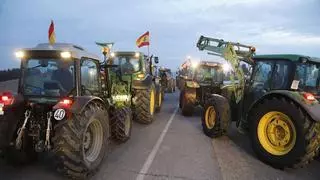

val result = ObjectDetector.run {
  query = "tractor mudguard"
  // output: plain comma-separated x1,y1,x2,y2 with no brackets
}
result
0,94,25,149
185,81,200,88
248,90,320,122
132,75,153,90
53,96,108,116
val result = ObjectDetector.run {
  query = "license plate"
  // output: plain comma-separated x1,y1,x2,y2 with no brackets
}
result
0,103,4,115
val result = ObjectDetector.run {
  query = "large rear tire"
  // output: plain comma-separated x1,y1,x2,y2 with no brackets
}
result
133,84,156,124
202,95,231,138
180,89,196,116
250,96,320,169
53,102,110,179
110,107,132,143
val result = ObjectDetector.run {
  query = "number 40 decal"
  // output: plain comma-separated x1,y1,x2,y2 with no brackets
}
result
54,109,66,120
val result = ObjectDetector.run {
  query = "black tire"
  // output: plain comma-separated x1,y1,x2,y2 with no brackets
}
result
250,96,320,169
133,84,156,124
180,89,195,116
155,87,163,113
110,107,132,143
53,102,110,179
202,95,231,138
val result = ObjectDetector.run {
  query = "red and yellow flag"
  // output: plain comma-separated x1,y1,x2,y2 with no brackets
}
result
136,31,150,48
48,20,56,45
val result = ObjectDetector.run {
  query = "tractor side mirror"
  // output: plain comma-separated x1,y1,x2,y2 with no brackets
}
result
154,57,159,64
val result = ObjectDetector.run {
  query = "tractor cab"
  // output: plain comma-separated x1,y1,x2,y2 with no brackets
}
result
15,43,101,104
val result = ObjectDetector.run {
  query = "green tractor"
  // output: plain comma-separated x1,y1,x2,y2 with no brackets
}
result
108,51,163,124
197,36,320,169
159,67,176,93
179,61,239,117
0,43,133,179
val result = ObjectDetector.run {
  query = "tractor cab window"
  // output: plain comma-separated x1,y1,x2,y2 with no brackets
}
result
23,59,74,97
114,56,141,74
294,62,319,94
271,62,290,89
195,66,217,81
252,61,273,89
81,59,100,95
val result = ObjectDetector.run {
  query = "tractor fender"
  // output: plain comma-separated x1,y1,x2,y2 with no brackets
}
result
185,80,200,88
132,75,153,90
70,96,108,114
53,96,108,117
247,90,320,122
181,87,197,105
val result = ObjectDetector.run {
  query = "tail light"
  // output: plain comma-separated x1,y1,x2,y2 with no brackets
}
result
303,93,316,101
58,98,73,107
0,92,14,105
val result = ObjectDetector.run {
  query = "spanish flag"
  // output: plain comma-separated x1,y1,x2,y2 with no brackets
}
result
136,31,150,48
48,20,56,45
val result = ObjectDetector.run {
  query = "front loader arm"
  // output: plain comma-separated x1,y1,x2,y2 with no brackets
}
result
196,35,256,103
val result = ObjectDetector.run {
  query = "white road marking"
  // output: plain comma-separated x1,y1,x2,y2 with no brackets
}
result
136,105,179,180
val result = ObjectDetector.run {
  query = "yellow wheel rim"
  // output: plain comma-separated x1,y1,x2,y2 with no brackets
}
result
257,111,296,156
150,89,155,115
158,92,162,107
205,106,216,129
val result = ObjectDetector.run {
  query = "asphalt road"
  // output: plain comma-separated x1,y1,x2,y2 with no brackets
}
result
0,91,319,180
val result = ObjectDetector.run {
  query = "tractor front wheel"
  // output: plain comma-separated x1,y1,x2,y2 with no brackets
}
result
202,95,231,138
180,89,196,116
250,96,320,169
110,107,132,143
53,102,110,179
133,85,156,124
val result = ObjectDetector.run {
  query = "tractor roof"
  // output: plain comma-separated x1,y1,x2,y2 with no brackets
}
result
253,54,320,63
22,43,100,60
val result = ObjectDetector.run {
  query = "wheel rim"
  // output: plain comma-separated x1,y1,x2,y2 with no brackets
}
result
83,118,103,162
257,111,296,156
124,113,131,135
150,89,155,115
205,106,216,129
158,92,162,107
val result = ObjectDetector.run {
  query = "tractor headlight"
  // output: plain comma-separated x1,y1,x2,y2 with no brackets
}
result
191,61,199,68
61,51,71,59
110,52,115,58
135,52,140,58
15,51,25,58
223,63,231,72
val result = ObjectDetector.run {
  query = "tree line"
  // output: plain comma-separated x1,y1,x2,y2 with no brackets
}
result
0,68,20,82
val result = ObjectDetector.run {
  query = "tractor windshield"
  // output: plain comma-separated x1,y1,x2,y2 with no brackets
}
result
194,65,222,82
23,59,75,97
114,56,141,74
294,62,319,95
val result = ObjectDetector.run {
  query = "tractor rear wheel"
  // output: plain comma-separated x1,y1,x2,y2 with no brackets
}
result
53,102,109,179
133,84,156,124
202,95,231,138
180,89,196,116
110,107,132,143
250,96,320,169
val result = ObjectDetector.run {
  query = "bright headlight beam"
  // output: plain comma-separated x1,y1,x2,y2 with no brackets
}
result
15,51,25,58
191,61,198,68
135,52,140,58
223,63,231,72
61,51,71,59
